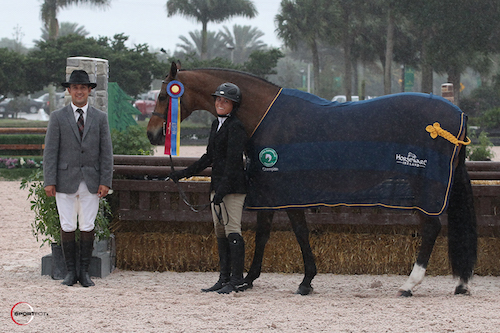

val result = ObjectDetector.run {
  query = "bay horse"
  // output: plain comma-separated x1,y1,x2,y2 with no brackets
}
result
147,62,477,296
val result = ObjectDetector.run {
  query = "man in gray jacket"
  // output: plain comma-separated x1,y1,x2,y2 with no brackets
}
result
43,70,113,287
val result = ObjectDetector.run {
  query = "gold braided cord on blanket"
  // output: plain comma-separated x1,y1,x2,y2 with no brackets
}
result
426,122,471,146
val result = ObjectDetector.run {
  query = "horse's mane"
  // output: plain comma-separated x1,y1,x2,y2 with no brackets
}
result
179,67,281,88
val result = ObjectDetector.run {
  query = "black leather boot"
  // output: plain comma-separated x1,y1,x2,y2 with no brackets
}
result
218,233,247,294
79,230,95,287
202,238,231,292
61,231,78,286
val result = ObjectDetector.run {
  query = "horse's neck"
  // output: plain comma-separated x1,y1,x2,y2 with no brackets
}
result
180,70,280,136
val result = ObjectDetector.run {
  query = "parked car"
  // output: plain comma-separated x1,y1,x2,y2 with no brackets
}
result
0,97,13,118
37,92,66,113
331,95,376,103
133,90,160,120
0,96,44,116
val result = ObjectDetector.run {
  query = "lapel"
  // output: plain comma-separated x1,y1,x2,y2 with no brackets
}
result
215,116,230,138
63,105,81,141
84,106,95,139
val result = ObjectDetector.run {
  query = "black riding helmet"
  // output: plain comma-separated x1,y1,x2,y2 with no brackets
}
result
212,82,242,105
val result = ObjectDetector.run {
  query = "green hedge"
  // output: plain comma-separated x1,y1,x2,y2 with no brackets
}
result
0,134,46,156
0,168,38,180
0,134,45,144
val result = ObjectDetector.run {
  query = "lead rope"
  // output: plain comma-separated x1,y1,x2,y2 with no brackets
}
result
168,154,211,213
167,154,228,225
426,122,471,146
213,200,229,227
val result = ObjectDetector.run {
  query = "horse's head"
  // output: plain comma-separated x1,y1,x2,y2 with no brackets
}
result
147,62,282,145
147,62,185,145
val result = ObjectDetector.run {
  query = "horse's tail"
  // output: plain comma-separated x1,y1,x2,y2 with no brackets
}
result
446,145,477,282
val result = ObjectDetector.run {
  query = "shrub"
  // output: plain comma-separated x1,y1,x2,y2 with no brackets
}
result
20,169,111,247
111,125,154,155
478,107,500,130
460,85,500,118
466,130,494,161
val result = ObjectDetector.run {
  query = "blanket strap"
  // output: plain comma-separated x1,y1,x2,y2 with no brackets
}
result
426,122,471,146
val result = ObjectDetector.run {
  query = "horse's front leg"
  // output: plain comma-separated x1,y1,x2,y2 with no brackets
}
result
287,209,317,295
243,210,274,289
397,214,441,297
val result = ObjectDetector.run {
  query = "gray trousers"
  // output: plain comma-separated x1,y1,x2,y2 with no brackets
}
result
210,192,246,238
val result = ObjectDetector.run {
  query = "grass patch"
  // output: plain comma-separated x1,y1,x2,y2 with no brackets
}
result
0,168,38,181
0,119,48,128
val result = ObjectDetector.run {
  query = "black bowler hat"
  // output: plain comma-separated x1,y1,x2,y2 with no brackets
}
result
61,70,97,89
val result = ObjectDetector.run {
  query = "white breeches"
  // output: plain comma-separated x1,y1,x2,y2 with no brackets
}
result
56,181,99,232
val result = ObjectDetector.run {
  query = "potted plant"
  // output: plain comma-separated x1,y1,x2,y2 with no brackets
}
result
20,169,112,279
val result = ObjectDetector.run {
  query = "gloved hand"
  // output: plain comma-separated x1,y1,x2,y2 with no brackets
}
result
168,171,184,182
213,192,224,205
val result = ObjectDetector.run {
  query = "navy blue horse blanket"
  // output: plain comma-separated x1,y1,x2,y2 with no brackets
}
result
245,89,467,215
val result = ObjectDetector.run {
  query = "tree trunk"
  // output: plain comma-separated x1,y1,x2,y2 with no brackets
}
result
352,58,358,96
201,21,208,60
421,42,433,93
49,17,59,40
342,11,352,101
310,39,321,95
384,9,395,95
447,68,461,105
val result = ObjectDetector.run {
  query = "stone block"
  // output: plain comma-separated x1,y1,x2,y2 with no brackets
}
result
96,61,109,76
66,58,81,67
41,238,115,279
97,76,108,90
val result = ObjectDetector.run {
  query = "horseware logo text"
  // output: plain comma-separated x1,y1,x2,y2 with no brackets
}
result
259,148,279,170
395,152,427,168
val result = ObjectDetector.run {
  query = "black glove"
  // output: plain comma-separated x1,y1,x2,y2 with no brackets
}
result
213,192,224,205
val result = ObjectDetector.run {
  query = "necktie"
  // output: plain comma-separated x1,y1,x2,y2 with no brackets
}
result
76,109,84,138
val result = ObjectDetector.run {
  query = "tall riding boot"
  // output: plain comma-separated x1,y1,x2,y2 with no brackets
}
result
202,238,231,292
218,233,247,294
79,230,95,287
61,230,78,286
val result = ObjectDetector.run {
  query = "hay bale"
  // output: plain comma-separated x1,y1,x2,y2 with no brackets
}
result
114,228,499,276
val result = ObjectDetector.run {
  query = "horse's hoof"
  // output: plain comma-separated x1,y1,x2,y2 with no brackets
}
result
237,280,253,291
397,289,412,297
454,285,470,295
296,284,313,295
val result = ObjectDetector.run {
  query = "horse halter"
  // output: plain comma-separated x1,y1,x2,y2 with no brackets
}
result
152,79,184,136
152,80,175,121
152,111,167,120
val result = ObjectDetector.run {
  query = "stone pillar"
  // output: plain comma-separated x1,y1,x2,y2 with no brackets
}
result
65,57,109,112
441,83,454,104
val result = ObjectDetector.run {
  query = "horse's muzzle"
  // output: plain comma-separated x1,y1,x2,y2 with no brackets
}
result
147,130,165,146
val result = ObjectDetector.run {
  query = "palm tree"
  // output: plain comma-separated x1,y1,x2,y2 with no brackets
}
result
218,24,266,64
40,0,110,113
40,0,111,40
166,0,257,60
276,0,330,94
176,30,227,59
38,22,89,42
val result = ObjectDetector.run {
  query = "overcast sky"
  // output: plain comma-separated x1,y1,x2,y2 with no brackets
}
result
2,0,283,53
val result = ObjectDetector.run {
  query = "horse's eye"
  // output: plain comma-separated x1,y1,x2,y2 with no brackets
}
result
158,94,168,101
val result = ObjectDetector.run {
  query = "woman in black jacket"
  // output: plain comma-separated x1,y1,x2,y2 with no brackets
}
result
169,83,249,294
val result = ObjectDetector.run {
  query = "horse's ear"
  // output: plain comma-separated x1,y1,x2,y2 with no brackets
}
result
170,62,178,78
176,60,182,70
